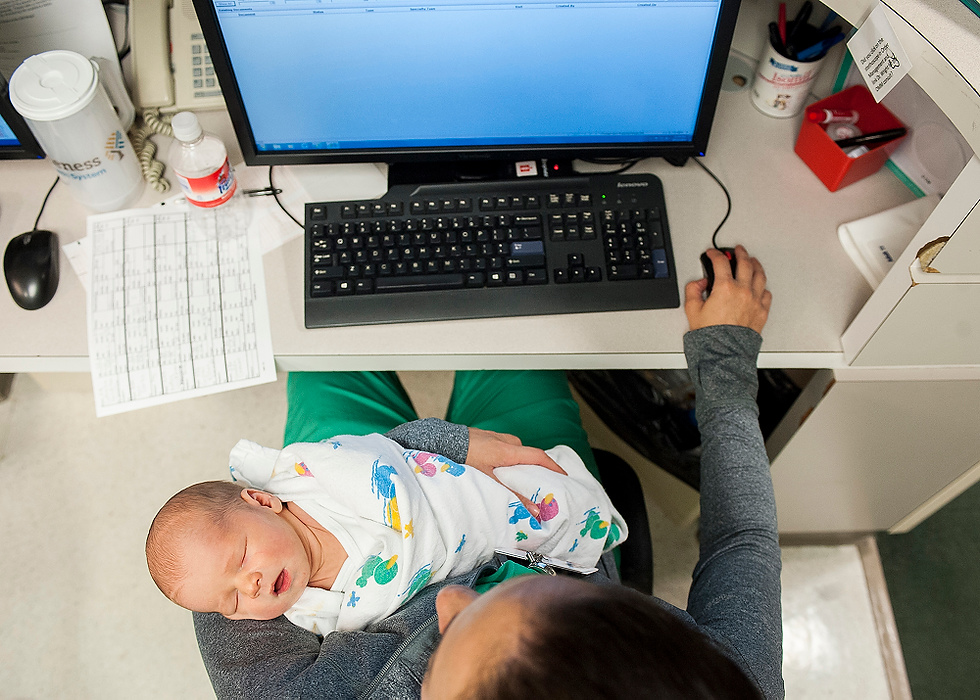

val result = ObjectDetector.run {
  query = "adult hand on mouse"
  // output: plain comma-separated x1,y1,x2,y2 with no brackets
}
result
685,245,771,333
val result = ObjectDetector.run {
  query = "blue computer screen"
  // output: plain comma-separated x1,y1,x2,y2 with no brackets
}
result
0,114,20,147
211,0,724,153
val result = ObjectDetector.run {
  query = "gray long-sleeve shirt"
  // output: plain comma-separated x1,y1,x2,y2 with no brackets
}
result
193,324,783,699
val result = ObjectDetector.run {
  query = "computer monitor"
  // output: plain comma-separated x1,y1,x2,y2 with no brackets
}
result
192,0,740,175
0,73,43,160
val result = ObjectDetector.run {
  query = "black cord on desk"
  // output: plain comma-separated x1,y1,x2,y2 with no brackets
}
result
692,158,731,250
33,178,59,231
267,165,303,229
576,157,642,175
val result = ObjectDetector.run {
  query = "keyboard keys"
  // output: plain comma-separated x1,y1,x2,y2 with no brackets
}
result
305,176,676,321
652,248,669,278
525,268,548,284
608,264,638,280
312,266,343,279
375,274,465,292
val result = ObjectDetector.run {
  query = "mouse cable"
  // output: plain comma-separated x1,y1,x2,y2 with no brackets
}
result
33,177,59,231
268,165,303,229
575,157,642,175
692,157,731,250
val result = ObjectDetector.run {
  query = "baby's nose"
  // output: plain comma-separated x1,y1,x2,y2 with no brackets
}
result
239,571,261,597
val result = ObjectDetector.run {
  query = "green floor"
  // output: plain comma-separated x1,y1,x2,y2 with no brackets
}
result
876,479,980,699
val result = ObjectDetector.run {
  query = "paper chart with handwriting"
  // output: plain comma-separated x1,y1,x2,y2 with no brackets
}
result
86,205,276,417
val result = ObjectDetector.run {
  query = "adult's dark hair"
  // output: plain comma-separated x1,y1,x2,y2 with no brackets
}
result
470,582,764,700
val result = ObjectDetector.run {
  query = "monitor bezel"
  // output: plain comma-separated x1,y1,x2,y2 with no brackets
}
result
0,74,44,160
192,0,742,168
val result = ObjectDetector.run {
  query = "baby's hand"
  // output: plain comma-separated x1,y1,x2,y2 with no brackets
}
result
466,427,567,518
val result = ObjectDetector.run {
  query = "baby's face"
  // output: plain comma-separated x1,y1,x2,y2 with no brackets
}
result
171,496,312,620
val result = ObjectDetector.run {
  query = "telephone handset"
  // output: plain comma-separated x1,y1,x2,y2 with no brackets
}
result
127,0,226,193
128,0,224,113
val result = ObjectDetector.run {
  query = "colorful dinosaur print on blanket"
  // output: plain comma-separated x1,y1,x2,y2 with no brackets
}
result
371,458,401,530
356,553,399,587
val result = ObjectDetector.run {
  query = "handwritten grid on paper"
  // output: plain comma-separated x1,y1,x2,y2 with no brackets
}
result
87,208,276,416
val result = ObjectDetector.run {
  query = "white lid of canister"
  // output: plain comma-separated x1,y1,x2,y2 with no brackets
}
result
9,50,99,122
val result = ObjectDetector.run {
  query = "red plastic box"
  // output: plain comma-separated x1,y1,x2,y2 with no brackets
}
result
794,85,907,192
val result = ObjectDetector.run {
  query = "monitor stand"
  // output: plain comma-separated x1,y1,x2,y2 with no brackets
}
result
278,158,578,204
388,158,576,187
282,162,389,203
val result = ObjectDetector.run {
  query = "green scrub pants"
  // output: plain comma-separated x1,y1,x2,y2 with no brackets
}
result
282,370,599,479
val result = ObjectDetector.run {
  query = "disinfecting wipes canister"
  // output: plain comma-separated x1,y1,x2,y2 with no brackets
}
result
10,50,143,212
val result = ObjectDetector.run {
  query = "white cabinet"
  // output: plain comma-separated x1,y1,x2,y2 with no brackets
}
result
770,372,980,532
767,0,980,532
843,157,980,366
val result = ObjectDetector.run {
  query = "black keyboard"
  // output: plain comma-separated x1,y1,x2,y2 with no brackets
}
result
304,173,679,328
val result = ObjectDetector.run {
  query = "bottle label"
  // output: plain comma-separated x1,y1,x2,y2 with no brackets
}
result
175,157,237,208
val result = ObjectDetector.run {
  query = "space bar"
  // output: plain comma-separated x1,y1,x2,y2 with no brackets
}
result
374,274,466,293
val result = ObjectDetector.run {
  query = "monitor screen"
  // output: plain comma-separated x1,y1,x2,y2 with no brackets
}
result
0,114,20,147
0,74,43,160
194,0,740,166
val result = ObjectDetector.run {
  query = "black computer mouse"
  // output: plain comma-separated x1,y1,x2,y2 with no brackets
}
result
699,247,737,296
4,229,60,310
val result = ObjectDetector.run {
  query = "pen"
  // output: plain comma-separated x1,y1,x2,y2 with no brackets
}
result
819,10,838,31
817,25,843,42
834,127,907,149
769,22,786,54
786,1,813,40
795,31,845,61
778,2,787,44
785,1,814,58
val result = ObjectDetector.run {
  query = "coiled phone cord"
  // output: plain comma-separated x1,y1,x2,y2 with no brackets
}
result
130,109,173,193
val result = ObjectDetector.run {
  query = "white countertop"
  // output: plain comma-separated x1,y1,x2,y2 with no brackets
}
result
0,82,917,371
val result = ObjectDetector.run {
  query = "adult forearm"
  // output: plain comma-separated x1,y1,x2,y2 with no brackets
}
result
384,418,469,463
683,325,783,699
685,327,777,547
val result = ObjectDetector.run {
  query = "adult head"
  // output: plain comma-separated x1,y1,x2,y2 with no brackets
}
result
423,574,762,699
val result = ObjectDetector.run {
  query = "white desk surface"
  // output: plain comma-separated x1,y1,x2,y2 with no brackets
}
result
0,87,916,372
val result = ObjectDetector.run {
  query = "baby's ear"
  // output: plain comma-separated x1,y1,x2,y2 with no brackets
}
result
240,488,283,513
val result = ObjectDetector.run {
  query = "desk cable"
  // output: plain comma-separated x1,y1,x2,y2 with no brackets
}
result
247,166,303,229
242,159,729,238
692,157,732,250
33,178,59,231
576,157,642,175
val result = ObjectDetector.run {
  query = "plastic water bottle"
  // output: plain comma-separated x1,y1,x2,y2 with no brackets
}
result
168,111,238,208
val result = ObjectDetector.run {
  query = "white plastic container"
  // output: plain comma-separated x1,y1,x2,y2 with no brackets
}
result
9,50,143,212
751,39,827,118
168,111,238,208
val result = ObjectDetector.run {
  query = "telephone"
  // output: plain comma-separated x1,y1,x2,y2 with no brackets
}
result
126,0,226,193
128,0,224,112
